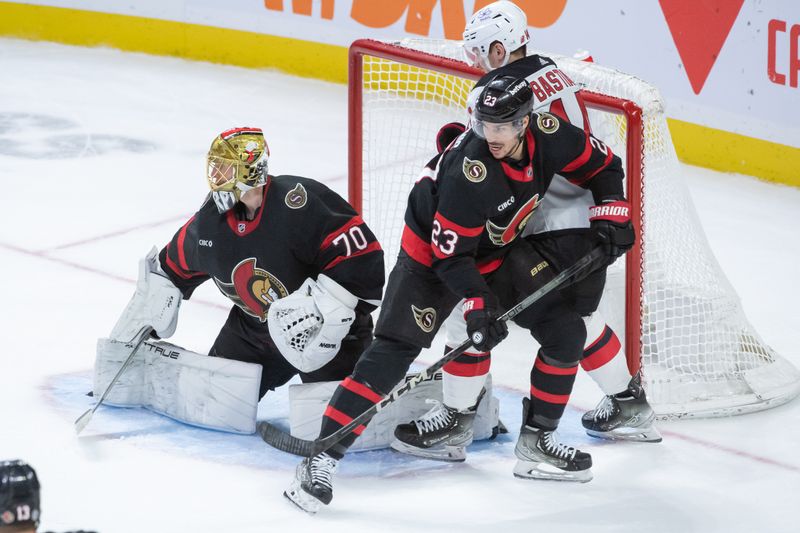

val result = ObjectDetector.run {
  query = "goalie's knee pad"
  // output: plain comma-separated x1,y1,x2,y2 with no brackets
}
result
110,247,182,343
95,338,262,433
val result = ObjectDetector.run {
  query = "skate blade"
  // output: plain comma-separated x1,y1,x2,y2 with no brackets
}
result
513,460,593,483
586,425,662,443
284,479,323,515
390,439,467,462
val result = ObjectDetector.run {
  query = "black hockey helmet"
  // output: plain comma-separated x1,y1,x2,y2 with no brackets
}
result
0,460,41,528
473,75,533,125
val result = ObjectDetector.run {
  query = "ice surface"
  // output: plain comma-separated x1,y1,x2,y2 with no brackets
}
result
0,39,798,533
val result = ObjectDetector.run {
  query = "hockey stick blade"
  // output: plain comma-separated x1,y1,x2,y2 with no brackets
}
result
258,248,604,457
257,422,317,457
75,326,153,435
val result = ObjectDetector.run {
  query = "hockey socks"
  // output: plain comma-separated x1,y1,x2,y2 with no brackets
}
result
580,315,631,396
318,376,383,459
442,346,490,410
528,350,579,430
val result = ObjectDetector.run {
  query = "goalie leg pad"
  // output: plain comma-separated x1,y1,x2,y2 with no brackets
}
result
94,338,262,433
287,372,500,451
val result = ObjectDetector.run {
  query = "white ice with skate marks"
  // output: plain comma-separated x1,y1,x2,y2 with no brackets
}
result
0,38,798,533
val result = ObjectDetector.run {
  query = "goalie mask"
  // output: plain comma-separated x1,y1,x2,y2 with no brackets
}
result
0,460,41,528
206,127,269,213
463,1,530,71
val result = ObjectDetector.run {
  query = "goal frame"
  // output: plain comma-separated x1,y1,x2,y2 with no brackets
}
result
347,39,645,374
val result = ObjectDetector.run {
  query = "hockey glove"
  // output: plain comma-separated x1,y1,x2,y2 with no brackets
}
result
589,200,635,265
463,295,508,352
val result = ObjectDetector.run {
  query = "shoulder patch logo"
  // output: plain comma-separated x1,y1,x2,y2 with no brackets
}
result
412,305,437,333
537,112,560,134
462,157,487,183
285,183,307,209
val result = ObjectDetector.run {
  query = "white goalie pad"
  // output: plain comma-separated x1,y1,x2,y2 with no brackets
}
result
288,372,501,451
110,246,182,343
95,338,262,434
268,274,358,373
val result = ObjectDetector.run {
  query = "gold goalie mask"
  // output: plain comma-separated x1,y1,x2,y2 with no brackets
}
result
206,127,269,213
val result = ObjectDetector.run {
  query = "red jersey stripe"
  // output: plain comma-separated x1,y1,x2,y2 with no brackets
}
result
323,241,382,271
163,245,198,280
342,377,382,404
400,225,433,267
560,134,593,173
530,385,571,405
323,405,366,435
176,215,196,272
534,357,579,376
320,215,366,250
433,212,483,237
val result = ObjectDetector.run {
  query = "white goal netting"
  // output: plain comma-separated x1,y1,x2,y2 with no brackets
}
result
349,38,800,418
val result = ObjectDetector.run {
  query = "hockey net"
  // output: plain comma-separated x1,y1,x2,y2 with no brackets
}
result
348,38,800,418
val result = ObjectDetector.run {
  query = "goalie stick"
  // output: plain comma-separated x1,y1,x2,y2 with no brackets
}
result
257,247,605,457
75,326,153,435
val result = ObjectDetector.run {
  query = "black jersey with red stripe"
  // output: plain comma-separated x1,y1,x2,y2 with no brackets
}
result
401,112,623,300
158,175,384,322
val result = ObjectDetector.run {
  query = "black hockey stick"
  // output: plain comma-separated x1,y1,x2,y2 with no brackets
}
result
75,326,153,435
258,247,604,457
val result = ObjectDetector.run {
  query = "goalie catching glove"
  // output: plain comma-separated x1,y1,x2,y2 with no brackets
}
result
268,274,358,373
589,199,635,265
110,246,182,343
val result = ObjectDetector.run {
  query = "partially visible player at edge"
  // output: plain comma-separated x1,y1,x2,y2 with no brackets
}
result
392,0,660,463
0,460,96,533
284,73,629,513
109,127,384,403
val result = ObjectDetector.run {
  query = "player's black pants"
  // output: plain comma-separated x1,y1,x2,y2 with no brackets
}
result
209,305,374,399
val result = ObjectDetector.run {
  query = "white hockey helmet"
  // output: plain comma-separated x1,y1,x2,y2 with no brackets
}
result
206,127,269,213
463,1,530,71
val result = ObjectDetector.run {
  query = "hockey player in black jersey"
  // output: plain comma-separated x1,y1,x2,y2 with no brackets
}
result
393,0,659,464
107,127,384,411
284,75,630,513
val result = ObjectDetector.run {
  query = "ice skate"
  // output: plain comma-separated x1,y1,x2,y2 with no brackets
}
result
582,373,662,442
513,398,592,482
391,399,477,461
284,453,338,514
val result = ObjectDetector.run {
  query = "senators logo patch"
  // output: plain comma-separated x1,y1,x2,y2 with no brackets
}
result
537,112,560,134
462,157,487,183
285,183,307,209
412,305,437,333
213,258,288,322
486,194,541,246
